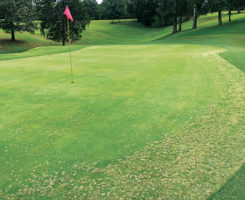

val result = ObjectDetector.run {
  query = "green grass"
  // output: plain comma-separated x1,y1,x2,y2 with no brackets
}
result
208,164,245,200
0,12,245,199
0,29,54,54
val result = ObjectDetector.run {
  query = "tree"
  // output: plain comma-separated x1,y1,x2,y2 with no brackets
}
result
100,0,129,20
234,0,245,14
172,0,178,33
159,0,190,33
176,0,191,32
208,0,227,25
37,0,90,46
126,0,137,19
83,0,99,20
188,0,208,29
126,0,158,26
0,0,36,41
128,0,191,33
154,0,173,28
226,0,236,21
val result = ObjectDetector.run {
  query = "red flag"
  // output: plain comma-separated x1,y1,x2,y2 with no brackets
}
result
63,5,73,22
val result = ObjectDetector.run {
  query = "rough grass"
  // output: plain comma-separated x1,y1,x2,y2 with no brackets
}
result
0,12,245,199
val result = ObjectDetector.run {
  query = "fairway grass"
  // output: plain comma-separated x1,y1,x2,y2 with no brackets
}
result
0,13,245,199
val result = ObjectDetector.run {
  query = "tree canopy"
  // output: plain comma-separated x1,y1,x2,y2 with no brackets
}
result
100,0,128,20
0,0,36,41
36,0,91,45
126,0,245,32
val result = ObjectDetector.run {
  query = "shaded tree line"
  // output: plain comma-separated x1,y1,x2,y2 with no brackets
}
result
0,0,244,43
127,0,245,33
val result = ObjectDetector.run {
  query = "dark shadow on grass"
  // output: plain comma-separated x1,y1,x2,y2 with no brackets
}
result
0,38,26,44
153,15,245,44
186,17,245,36
152,28,193,42
208,164,245,200
0,39,30,54
220,50,245,73
0,44,90,62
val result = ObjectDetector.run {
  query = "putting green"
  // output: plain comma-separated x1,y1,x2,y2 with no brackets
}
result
0,13,245,199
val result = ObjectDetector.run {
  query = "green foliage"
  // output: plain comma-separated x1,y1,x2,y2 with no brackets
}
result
36,0,90,45
126,0,244,29
208,0,227,12
0,0,36,41
127,0,158,26
83,0,99,20
126,0,191,30
100,0,129,20
187,0,208,12
232,0,245,13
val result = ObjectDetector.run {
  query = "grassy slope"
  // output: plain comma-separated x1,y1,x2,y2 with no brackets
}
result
0,12,244,199
0,29,54,54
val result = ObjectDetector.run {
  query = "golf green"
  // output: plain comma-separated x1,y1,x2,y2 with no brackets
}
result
0,12,244,199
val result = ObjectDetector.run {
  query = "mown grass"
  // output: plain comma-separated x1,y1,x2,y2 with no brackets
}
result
0,12,244,199
208,164,245,200
0,29,54,54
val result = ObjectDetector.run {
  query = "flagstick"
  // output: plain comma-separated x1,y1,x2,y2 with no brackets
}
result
67,17,74,83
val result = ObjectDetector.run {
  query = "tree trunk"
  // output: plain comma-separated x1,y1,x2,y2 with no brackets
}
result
173,15,177,33
229,10,231,22
192,7,197,29
178,15,182,32
218,10,222,26
172,0,177,34
62,18,66,46
62,38,65,46
11,23,15,41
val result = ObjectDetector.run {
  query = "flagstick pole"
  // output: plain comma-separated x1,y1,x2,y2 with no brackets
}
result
67,17,74,83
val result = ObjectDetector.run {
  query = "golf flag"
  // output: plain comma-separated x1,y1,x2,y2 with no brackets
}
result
63,5,74,83
63,6,73,22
